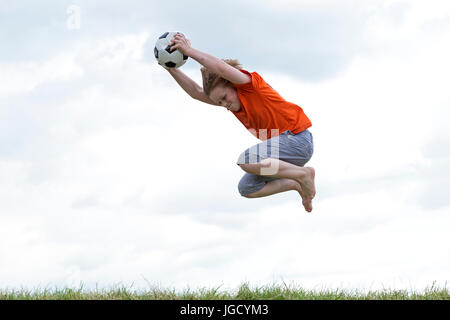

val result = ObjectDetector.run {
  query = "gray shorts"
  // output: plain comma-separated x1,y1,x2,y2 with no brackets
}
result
237,129,314,196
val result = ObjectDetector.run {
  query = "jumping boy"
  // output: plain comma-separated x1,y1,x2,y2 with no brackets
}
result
161,33,316,212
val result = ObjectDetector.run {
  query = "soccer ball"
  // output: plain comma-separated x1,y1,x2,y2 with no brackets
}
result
154,31,189,69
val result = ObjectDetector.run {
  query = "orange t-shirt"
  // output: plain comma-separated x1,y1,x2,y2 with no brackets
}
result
230,69,312,141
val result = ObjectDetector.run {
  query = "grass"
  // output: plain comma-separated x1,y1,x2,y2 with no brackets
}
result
1,282,449,300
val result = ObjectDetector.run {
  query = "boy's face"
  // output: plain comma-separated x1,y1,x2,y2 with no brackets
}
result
209,84,241,111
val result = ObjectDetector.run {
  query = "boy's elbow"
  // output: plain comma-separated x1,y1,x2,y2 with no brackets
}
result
216,61,228,76
190,88,202,101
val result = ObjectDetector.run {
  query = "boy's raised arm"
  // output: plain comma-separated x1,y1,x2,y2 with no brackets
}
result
163,66,219,106
169,34,250,85
165,66,201,99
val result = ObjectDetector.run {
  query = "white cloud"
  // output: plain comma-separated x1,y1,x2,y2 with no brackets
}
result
0,53,84,97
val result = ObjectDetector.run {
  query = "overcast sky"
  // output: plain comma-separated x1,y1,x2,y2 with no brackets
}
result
1,0,449,293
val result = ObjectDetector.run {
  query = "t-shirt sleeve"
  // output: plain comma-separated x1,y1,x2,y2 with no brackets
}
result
231,69,261,92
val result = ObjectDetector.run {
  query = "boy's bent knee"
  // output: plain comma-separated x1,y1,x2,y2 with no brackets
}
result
238,178,264,197
238,180,252,197
238,186,252,197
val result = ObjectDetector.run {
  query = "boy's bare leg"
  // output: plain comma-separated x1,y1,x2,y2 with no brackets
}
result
243,178,312,212
239,159,316,211
244,178,301,198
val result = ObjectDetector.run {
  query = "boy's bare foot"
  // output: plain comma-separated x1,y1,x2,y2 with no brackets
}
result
308,167,316,199
295,167,316,210
293,181,313,212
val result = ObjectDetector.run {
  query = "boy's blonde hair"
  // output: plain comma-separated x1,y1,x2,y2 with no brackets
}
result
201,59,242,96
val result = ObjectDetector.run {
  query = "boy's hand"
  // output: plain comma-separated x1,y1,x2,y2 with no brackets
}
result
169,33,192,56
157,61,169,70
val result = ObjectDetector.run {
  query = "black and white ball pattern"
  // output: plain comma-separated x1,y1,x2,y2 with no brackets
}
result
154,32,189,68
